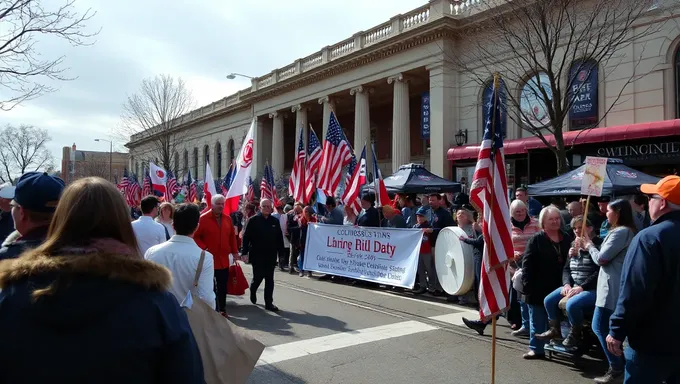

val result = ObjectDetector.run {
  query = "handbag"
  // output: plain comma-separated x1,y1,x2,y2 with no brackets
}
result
183,251,265,384
512,268,525,294
227,263,249,296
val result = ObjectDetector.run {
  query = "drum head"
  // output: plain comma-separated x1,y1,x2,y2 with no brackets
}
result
434,226,475,296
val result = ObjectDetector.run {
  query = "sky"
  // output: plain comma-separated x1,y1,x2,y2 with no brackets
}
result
0,0,426,167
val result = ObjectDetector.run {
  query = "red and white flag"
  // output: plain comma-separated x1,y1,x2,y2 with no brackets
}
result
304,127,322,203
289,128,306,203
470,75,512,320
341,146,367,213
204,162,217,209
149,162,168,196
226,119,255,213
370,144,390,208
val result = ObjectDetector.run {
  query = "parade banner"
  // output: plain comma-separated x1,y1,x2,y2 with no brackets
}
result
303,224,423,289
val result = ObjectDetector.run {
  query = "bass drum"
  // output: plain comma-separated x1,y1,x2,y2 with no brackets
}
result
434,226,475,296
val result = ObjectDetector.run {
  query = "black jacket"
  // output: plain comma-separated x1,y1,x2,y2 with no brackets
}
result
0,226,49,261
0,248,203,383
0,211,14,245
356,206,380,228
521,230,572,306
287,212,302,248
241,213,285,268
431,207,455,247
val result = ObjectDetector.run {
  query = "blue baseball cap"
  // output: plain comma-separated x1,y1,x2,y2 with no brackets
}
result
14,172,65,213
416,206,430,216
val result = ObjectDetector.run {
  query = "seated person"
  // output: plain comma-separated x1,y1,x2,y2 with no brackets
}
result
536,215,601,348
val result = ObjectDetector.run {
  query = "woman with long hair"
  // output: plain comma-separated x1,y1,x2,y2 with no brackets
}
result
0,177,203,383
580,199,636,383
156,201,175,237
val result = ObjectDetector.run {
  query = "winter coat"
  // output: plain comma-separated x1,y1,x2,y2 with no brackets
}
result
520,230,572,306
0,242,204,384
241,213,285,268
0,227,49,261
194,211,239,270
0,211,14,245
356,206,380,228
588,226,635,310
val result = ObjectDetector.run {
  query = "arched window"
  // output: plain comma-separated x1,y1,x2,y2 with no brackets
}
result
193,148,198,177
135,162,139,177
482,79,507,137
183,150,189,176
568,59,599,130
215,142,222,177
228,139,235,162
173,152,180,175
519,72,553,132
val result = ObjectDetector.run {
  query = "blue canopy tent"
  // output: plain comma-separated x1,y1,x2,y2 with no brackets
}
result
364,163,461,194
527,158,661,197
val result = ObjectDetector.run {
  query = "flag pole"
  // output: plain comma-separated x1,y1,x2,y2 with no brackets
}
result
488,72,500,384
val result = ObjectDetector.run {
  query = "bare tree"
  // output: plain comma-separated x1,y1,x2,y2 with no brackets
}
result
74,153,108,180
0,124,54,183
448,0,665,174
0,0,98,110
119,74,195,175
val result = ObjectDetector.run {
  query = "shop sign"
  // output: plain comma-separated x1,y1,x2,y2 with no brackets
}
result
421,92,430,139
520,72,552,130
596,142,680,161
569,61,599,129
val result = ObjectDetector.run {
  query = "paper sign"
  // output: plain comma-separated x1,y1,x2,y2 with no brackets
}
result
581,156,608,196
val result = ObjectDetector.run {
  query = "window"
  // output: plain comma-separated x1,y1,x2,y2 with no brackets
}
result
568,60,599,130
215,142,222,177
193,148,198,177
228,139,235,162
183,150,189,176
519,72,553,131
482,79,507,137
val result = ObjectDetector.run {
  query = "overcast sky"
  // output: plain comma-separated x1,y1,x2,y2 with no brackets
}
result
1,0,425,166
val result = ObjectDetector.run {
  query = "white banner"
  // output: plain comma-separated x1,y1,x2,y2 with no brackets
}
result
303,224,423,289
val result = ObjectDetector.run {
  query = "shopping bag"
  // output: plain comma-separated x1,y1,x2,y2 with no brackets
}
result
183,251,265,384
227,263,249,296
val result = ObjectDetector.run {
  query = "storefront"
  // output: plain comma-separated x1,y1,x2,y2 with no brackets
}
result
448,118,680,189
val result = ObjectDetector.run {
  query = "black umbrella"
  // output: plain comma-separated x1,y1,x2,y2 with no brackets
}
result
364,163,461,194
527,158,660,197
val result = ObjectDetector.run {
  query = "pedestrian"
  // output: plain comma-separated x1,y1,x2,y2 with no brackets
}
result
272,201,291,271
287,203,303,274
156,202,175,238
0,172,65,261
321,196,344,225
356,194,380,227
515,187,542,218
399,194,417,227
241,198,285,312
131,195,167,255
0,183,16,243
193,194,238,317
413,206,440,294
608,176,680,383
629,194,651,232
146,203,216,309
297,206,317,277
0,177,203,383
425,193,455,298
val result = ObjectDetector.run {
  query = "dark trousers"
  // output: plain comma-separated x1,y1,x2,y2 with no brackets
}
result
279,247,290,269
289,247,299,271
214,268,229,313
251,264,275,306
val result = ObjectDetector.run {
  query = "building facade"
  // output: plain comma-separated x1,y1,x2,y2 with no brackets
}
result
61,143,129,184
127,0,680,191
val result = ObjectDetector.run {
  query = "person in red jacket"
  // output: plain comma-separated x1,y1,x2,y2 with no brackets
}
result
194,194,239,316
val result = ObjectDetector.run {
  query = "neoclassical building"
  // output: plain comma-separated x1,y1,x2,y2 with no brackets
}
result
127,0,680,190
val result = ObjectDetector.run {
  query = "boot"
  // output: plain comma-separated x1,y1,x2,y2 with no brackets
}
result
462,317,488,336
535,319,561,341
561,324,582,348
593,367,623,383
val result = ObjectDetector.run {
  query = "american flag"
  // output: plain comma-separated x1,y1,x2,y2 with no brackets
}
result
289,128,306,203
304,127,322,203
341,149,366,215
245,176,254,202
142,168,152,197
260,164,274,201
267,164,278,205
126,173,142,207
317,112,352,196
166,170,180,200
186,170,198,203
117,168,130,193
470,75,512,321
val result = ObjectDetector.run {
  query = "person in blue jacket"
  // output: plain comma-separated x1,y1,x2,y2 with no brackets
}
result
608,176,680,384
0,177,204,384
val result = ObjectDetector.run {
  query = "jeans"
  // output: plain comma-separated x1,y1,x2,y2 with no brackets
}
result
544,287,596,327
251,264,276,306
592,306,624,372
528,304,548,354
214,268,230,313
520,301,530,330
624,345,679,384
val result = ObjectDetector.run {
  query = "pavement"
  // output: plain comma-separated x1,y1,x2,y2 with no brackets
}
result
226,264,608,384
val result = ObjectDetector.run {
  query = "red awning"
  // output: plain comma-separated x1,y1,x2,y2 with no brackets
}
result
447,119,680,161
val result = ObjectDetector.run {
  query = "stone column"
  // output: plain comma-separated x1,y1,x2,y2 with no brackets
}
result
292,104,309,153
350,86,372,168
427,63,457,179
269,112,285,177
388,73,410,173
318,96,336,140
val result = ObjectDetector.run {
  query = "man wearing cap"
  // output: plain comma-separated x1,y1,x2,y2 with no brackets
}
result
607,176,680,383
0,172,65,261
0,183,16,244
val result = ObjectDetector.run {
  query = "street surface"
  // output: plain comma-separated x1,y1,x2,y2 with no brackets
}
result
230,264,606,384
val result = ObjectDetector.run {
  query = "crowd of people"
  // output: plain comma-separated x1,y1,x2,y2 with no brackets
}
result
0,172,678,383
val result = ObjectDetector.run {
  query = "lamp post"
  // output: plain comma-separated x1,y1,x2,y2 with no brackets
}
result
226,73,254,80
454,129,468,146
94,138,113,181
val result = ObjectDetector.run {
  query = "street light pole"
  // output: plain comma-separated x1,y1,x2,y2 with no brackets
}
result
226,72,254,80
94,138,113,182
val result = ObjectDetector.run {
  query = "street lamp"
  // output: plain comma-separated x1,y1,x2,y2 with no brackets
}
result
94,138,113,181
226,73,253,80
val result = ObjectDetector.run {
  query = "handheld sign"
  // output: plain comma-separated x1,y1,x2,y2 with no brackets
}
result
580,156,608,234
